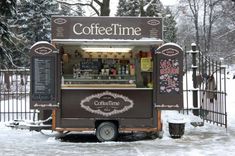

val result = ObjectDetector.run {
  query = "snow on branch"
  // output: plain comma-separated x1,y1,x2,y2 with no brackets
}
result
2,49,26,69
93,0,102,6
56,0,90,6
216,28,235,39
143,0,154,12
58,3,82,15
56,0,100,16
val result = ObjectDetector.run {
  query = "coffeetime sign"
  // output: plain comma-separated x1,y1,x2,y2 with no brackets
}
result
52,16,163,40
73,23,142,36
80,91,134,117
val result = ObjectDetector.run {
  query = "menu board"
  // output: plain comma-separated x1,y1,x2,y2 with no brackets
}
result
32,57,55,101
154,43,183,110
80,60,100,70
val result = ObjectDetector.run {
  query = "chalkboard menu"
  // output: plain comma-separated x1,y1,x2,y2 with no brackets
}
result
32,57,55,101
154,43,183,110
80,60,100,70
30,41,59,109
159,58,180,94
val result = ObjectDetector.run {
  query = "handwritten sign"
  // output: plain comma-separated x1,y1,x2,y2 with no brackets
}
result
159,59,180,94
154,43,183,110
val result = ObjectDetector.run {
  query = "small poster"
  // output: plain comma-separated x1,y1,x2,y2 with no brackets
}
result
141,58,152,72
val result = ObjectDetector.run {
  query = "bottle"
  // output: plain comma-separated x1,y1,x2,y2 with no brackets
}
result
118,65,121,75
130,64,135,76
61,76,64,85
73,64,76,78
121,65,125,75
126,64,129,75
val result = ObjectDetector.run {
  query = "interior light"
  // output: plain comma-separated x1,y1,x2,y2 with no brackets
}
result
81,46,133,53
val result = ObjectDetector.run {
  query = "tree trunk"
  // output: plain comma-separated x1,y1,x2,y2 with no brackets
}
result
4,72,10,91
100,0,110,16
140,0,146,16
194,15,200,49
203,0,207,53
188,0,200,50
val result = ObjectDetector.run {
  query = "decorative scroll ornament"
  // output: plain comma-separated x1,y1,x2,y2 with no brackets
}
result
80,91,134,117
162,48,179,57
35,47,52,55
147,19,160,26
54,18,67,25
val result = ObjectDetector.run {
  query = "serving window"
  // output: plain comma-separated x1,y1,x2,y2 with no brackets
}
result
60,45,154,89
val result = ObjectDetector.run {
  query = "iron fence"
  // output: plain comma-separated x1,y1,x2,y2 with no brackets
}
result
0,68,38,122
183,46,227,128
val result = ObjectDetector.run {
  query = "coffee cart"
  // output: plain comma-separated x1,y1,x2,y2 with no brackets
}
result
30,16,183,141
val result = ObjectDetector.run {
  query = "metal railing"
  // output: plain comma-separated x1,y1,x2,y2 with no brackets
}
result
183,45,227,128
0,68,38,122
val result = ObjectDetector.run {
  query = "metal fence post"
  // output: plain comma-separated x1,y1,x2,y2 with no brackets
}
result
191,43,199,116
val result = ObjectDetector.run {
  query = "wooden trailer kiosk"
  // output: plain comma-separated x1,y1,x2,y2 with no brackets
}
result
30,16,183,141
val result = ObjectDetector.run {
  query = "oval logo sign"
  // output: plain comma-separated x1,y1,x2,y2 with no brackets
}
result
54,18,67,25
35,47,52,55
81,91,134,117
162,48,179,57
147,19,160,26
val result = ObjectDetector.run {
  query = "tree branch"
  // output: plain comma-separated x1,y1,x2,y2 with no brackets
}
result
216,28,235,39
93,0,102,6
143,0,154,12
57,0,90,6
60,3,83,16
188,0,195,15
89,0,100,16
56,0,100,16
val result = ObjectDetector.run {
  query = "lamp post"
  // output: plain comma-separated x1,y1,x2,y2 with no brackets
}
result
191,43,199,116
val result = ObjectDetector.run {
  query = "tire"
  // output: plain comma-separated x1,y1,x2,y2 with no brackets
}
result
96,122,118,142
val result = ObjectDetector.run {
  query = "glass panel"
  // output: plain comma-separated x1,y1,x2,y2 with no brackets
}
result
60,47,153,88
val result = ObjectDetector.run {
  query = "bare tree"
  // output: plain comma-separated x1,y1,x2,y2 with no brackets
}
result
57,0,110,16
202,0,207,52
179,0,224,53
187,0,200,48
205,0,222,53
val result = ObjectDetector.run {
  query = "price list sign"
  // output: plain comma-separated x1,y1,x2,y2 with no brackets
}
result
32,58,55,100
30,42,58,109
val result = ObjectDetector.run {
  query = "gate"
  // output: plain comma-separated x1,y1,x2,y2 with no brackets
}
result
0,68,38,122
184,44,227,128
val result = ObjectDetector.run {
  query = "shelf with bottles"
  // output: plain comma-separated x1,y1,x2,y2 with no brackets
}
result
63,74,135,82
61,76,136,85
71,62,135,79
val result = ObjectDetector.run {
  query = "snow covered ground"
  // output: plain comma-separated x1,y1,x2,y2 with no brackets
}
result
0,77,234,156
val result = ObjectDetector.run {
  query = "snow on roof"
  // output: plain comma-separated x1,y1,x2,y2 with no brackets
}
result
158,42,183,51
30,41,50,49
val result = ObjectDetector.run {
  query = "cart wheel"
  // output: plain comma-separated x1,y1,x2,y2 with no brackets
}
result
96,122,118,142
